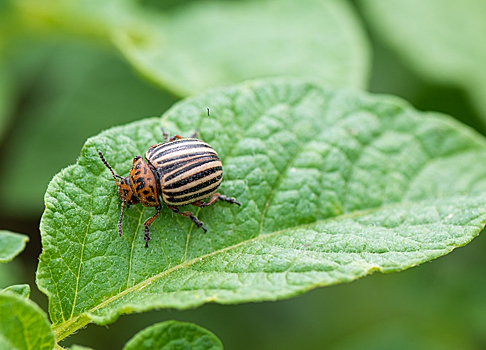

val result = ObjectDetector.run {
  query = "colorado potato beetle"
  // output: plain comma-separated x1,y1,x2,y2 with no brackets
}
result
98,130,241,247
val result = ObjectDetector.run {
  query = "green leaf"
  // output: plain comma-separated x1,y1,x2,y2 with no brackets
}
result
359,0,486,125
0,284,30,298
0,230,29,263
37,78,486,341
116,0,371,95
0,292,55,350
14,0,370,95
123,321,223,350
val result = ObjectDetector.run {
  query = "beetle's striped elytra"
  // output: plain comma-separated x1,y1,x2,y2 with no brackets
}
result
145,138,223,206
98,131,241,247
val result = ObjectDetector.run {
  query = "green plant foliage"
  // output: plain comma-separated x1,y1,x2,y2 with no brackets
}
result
123,321,223,350
0,284,30,298
36,78,486,341
359,0,486,125
0,230,29,263
116,0,370,95
14,0,370,95
0,292,55,350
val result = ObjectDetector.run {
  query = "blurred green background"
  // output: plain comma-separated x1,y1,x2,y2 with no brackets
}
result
1,0,485,349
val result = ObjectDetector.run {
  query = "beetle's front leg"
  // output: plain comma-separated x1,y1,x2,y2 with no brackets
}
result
118,202,127,237
143,205,162,247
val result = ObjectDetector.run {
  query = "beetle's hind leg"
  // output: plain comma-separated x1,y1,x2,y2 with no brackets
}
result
168,206,207,233
192,193,241,208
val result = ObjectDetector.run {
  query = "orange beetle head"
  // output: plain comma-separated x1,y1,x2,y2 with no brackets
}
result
98,150,140,205
98,151,141,237
98,151,160,238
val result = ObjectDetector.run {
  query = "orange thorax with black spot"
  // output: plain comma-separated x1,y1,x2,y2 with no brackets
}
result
128,156,161,207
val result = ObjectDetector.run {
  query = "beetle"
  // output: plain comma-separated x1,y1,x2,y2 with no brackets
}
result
98,130,241,247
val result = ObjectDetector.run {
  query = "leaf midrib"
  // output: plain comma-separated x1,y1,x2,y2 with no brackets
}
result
51,194,485,341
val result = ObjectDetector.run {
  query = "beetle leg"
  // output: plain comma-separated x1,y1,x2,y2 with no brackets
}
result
190,129,200,138
168,206,207,233
162,128,170,143
143,205,162,247
169,134,184,142
193,193,241,208
118,202,127,237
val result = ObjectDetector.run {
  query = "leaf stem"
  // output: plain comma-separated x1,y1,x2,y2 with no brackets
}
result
53,314,91,342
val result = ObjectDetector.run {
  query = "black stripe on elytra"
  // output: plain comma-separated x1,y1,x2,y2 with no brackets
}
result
164,158,220,182
164,166,223,189
166,186,219,204
151,143,212,160
149,150,217,166
147,138,198,154
157,155,219,176
146,139,201,156
166,174,222,196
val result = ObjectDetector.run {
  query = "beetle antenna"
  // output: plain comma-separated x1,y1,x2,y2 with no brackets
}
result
98,150,121,186
118,202,125,237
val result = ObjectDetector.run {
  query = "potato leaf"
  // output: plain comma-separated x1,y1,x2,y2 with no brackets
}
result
0,230,29,263
0,292,54,350
15,0,370,95
360,0,486,125
117,0,370,94
0,284,30,298
37,78,486,341
124,321,222,350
